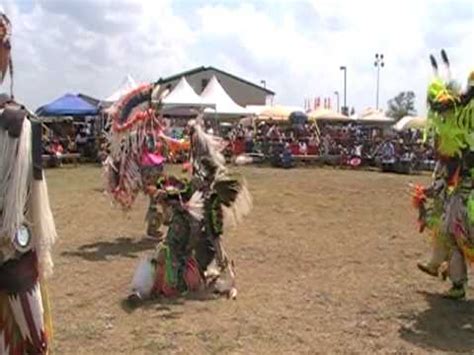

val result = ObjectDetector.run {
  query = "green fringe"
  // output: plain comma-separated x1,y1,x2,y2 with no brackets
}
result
164,245,177,286
468,193,474,224
427,110,468,157
426,78,473,157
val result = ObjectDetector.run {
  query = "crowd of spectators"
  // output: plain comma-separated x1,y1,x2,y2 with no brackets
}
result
42,117,435,172
42,122,98,165
220,121,434,170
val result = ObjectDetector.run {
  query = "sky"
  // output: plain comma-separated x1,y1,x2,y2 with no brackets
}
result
1,0,473,114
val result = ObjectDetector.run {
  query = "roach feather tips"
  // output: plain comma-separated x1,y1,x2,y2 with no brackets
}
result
430,54,438,71
441,49,449,66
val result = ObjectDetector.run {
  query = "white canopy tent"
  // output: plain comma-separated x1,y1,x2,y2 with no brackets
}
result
161,77,215,117
201,75,249,116
393,116,427,131
105,74,140,103
162,77,215,108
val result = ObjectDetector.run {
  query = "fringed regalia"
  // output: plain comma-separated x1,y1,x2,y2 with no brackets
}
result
413,50,473,299
128,120,252,302
0,12,58,353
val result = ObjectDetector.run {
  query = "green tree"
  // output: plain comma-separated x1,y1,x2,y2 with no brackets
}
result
386,91,417,121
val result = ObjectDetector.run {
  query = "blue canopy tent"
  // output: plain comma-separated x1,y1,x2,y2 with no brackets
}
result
36,93,99,117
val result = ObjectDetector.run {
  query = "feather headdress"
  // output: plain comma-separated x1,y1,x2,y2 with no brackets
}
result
0,12,13,97
104,83,170,208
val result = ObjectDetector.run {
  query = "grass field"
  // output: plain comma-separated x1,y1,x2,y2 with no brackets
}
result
44,165,474,354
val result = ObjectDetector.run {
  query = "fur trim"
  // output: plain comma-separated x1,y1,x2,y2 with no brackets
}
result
235,155,253,165
130,257,156,299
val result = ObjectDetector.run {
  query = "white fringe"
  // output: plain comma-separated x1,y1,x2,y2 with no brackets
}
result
0,118,57,278
0,332,9,354
104,124,147,208
29,178,58,279
0,119,32,239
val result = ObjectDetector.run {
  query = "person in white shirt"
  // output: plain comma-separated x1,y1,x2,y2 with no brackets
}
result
299,140,308,155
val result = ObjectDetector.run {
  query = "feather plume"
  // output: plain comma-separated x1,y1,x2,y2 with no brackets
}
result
441,49,450,68
440,49,451,81
8,283,46,351
185,191,204,221
222,179,253,229
8,294,31,342
189,121,226,173
26,283,45,344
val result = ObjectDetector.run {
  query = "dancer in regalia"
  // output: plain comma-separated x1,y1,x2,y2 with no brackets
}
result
413,161,449,279
413,50,473,299
0,11,58,354
104,84,181,236
128,120,252,301
104,81,253,302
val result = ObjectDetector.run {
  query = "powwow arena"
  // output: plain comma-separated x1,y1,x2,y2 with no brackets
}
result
0,7,473,355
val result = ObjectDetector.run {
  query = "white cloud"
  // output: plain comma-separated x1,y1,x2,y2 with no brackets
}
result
0,0,472,115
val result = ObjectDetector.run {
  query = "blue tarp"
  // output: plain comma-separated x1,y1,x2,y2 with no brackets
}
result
36,93,99,117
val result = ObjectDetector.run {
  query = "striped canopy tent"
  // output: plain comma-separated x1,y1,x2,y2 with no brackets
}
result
357,108,395,125
308,108,353,122
257,105,303,121
393,115,427,131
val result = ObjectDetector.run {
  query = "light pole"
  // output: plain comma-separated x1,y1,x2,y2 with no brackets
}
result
334,91,340,113
339,66,347,115
260,80,266,89
374,53,384,109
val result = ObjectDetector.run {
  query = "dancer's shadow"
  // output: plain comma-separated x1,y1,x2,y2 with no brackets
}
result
62,236,159,261
399,291,474,352
120,297,185,317
120,290,220,315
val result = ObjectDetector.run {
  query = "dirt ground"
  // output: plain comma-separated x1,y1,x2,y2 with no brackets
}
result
44,165,474,354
